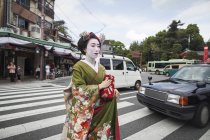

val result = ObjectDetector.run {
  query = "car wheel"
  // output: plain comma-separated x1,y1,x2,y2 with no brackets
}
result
155,70,160,75
166,73,169,77
192,102,209,128
134,81,141,90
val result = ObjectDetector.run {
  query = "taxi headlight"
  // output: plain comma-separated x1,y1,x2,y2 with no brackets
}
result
167,94,180,104
139,87,146,94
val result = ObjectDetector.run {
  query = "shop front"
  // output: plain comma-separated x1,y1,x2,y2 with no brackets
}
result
0,29,81,80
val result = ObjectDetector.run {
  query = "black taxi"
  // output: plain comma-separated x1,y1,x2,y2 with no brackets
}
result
137,64,210,128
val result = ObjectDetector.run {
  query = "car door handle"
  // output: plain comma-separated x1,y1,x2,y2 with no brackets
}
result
122,72,124,75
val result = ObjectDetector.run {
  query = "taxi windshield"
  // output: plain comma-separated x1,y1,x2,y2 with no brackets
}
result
171,66,210,82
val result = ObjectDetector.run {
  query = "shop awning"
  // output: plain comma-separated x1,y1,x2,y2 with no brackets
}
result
0,37,31,45
0,30,82,59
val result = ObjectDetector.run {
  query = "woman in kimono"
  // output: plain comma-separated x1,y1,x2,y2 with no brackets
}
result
61,32,120,140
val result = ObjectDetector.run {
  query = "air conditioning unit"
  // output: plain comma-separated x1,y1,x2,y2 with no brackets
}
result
21,30,29,37
30,25,41,39
14,27,20,35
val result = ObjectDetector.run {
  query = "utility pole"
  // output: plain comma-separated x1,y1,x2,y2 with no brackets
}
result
188,34,190,50
41,0,45,40
40,0,45,80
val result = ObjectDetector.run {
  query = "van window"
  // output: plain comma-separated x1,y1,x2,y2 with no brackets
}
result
165,65,170,69
126,61,135,71
172,65,179,69
100,58,111,70
112,60,124,70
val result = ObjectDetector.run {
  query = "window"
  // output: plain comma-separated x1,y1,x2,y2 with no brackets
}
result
126,61,135,71
16,0,30,9
18,17,28,29
100,58,111,70
113,60,124,70
172,65,179,69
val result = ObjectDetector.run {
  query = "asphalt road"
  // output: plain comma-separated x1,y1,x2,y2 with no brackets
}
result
0,72,210,140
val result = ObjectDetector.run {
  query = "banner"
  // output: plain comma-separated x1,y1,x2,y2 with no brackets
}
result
131,51,141,58
203,46,208,62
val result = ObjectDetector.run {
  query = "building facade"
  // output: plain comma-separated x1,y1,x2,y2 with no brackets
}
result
0,0,79,80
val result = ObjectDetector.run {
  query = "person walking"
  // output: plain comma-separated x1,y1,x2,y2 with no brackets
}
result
61,32,120,140
17,66,22,81
45,64,50,80
7,62,16,82
35,65,40,79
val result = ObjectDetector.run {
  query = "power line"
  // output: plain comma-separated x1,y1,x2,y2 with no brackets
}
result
55,4,82,34
78,0,107,33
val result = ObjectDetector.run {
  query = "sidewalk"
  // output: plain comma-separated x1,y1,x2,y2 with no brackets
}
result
0,76,71,85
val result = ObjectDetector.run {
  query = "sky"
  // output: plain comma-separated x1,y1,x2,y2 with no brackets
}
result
54,0,210,48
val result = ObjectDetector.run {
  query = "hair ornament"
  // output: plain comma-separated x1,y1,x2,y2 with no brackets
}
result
79,31,90,41
99,33,105,44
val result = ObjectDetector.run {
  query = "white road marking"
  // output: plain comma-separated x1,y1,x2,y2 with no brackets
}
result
0,115,66,139
0,102,141,139
0,89,64,99
199,129,210,140
120,96,136,101
0,98,64,112
0,94,63,105
0,88,64,96
41,134,61,140
123,118,184,140
119,108,153,126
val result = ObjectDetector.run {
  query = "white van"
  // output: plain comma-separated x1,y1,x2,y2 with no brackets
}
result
99,54,142,89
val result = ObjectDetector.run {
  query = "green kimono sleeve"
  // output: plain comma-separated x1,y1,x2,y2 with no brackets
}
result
72,68,100,102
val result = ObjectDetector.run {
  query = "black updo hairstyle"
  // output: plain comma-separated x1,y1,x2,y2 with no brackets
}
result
77,32,101,55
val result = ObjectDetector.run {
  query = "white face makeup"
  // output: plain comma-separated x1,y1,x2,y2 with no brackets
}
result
85,38,101,59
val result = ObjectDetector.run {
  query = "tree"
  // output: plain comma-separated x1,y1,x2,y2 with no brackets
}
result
57,25,69,37
186,24,204,51
185,52,199,60
109,40,126,56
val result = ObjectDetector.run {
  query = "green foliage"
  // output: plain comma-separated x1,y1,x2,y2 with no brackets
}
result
127,20,206,63
185,51,199,60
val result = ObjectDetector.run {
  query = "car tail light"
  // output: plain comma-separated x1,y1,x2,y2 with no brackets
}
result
179,96,188,106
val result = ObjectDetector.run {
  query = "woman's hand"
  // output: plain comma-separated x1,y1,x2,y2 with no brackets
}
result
114,89,120,97
99,78,111,90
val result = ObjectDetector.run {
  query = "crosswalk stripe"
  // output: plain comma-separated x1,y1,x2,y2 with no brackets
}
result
199,129,210,140
119,108,153,126
0,101,136,139
117,101,134,109
120,91,137,95
0,84,63,91
0,105,65,122
29,107,153,140
0,115,65,139
123,118,184,140
0,86,63,93
0,94,62,105
120,96,136,101
0,98,64,112
0,90,64,100
41,134,61,140
0,87,64,96
0,101,134,122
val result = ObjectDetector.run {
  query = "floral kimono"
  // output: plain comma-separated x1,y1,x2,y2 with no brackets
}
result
61,61,120,140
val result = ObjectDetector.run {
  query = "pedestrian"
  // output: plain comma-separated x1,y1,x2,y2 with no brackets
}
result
35,65,40,79
45,64,50,80
68,65,72,75
61,32,120,140
61,64,65,77
7,62,16,82
17,65,22,81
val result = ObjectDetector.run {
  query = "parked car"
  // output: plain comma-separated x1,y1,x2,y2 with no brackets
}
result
137,64,210,128
99,54,142,90
163,64,186,76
